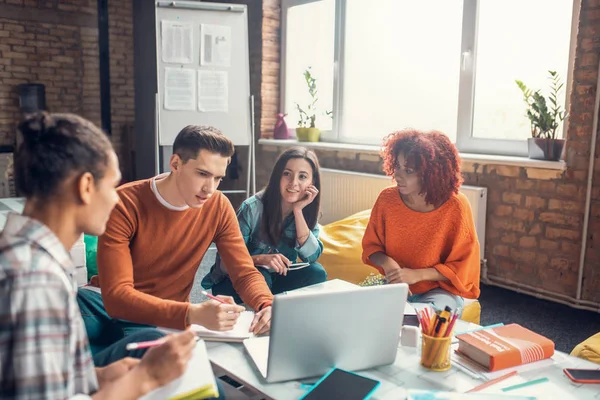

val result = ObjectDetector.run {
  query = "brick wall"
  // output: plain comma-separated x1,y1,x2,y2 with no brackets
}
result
252,0,600,305
0,0,133,170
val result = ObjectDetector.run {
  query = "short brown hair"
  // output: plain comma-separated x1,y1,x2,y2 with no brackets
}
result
172,125,235,163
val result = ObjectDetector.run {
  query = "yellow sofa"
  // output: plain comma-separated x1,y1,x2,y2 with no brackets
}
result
571,333,600,364
319,210,481,324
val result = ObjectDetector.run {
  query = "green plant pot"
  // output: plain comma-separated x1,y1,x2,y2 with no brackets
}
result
306,127,320,142
296,127,321,142
296,127,309,141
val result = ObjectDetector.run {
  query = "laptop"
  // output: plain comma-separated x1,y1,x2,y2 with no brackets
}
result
243,283,409,383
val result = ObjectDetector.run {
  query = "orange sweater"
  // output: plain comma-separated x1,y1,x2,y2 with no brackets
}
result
362,187,480,299
96,178,273,329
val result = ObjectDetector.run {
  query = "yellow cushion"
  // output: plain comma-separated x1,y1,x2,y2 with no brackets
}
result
319,209,481,325
571,332,600,364
462,299,481,325
319,210,375,284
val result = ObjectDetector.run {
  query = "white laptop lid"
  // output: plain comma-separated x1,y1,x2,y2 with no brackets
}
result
245,283,409,383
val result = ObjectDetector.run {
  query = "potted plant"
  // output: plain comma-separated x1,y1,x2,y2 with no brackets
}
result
515,70,568,161
295,68,323,142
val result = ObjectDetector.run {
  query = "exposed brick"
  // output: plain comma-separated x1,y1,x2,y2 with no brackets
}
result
525,169,563,180
502,192,522,205
562,240,580,254
358,153,380,163
491,165,521,177
519,236,537,248
548,199,583,213
494,205,513,217
513,208,535,222
515,179,535,190
546,227,580,241
492,244,510,257
539,212,580,227
528,223,543,236
525,196,546,209
540,239,560,251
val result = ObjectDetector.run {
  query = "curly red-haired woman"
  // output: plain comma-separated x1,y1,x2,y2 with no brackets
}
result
361,129,480,312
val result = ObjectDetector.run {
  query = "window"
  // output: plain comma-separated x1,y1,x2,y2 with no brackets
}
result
282,0,576,157
282,0,335,132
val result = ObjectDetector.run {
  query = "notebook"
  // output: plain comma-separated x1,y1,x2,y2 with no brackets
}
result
456,323,555,371
140,340,219,400
190,310,255,342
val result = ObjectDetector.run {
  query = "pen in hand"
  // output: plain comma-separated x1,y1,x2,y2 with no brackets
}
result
126,336,199,351
201,290,228,304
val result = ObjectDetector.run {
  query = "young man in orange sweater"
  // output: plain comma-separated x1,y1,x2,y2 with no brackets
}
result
78,125,273,356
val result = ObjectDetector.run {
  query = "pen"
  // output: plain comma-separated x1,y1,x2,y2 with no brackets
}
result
201,290,228,304
501,377,549,392
126,336,199,351
467,371,518,393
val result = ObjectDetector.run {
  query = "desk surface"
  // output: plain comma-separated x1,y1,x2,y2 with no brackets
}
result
206,280,600,400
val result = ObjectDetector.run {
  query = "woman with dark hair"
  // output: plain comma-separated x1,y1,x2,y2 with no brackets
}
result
0,112,197,399
203,146,327,301
362,129,480,312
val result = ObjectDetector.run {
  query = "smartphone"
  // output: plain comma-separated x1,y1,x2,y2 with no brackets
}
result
563,368,600,384
299,368,380,400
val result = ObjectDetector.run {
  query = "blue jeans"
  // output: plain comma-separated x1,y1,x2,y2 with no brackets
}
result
93,329,165,367
408,288,465,315
210,262,327,303
77,288,157,355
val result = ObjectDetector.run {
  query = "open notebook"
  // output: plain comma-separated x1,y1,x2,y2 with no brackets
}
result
190,310,255,342
140,340,218,400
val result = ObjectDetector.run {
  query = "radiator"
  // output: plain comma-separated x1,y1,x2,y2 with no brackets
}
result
319,168,487,262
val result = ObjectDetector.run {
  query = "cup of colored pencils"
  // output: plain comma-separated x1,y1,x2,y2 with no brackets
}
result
417,305,459,372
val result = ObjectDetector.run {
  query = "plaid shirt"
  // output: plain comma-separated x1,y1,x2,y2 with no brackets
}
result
0,213,98,399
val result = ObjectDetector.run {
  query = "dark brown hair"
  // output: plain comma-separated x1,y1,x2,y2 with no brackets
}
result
15,112,113,198
381,129,462,207
173,125,235,163
260,147,321,246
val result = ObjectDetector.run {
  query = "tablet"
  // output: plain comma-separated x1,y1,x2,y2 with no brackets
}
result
299,368,380,400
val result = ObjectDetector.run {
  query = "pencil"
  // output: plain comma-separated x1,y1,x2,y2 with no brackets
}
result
201,290,227,304
466,371,518,393
126,336,199,351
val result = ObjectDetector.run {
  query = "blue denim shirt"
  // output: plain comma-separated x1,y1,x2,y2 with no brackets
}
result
203,193,323,288
237,193,323,263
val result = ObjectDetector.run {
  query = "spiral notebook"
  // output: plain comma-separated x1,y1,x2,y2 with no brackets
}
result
190,310,255,342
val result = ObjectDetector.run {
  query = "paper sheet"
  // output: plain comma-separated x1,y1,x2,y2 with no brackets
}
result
161,20,193,64
200,24,232,67
198,70,228,112
164,67,196,111
191,311,255,341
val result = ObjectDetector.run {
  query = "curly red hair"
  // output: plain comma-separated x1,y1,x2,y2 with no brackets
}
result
381,129,463,207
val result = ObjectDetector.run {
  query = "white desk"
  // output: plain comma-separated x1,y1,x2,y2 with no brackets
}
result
206,281,600,399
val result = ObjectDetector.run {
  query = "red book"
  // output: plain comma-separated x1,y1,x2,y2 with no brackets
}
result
456,323,554,371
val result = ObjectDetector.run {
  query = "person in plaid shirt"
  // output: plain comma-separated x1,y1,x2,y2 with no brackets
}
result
0,112,197,399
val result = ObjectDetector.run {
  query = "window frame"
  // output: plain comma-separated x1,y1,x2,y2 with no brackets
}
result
280,0,579,157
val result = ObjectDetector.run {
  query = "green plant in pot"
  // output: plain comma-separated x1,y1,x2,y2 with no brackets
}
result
295,68,325,142
515,70,568,161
